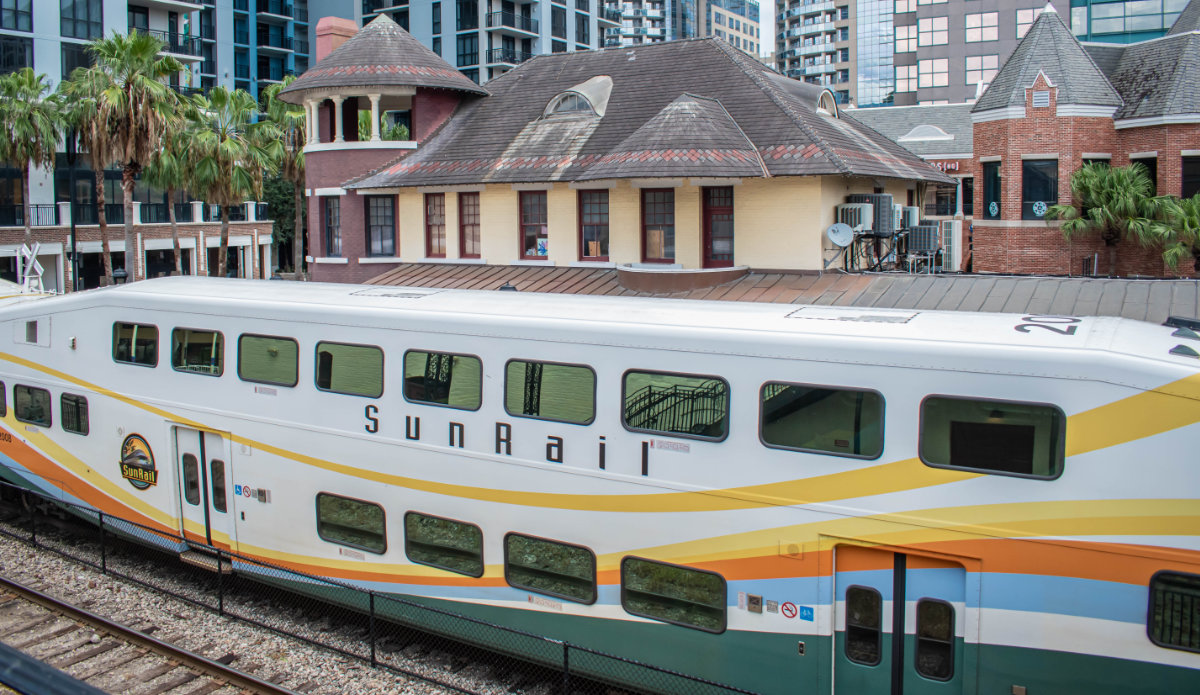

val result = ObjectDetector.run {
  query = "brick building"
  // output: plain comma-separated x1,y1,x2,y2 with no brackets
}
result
280,14,951,287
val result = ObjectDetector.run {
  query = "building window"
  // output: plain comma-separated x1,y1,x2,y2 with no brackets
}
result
322,197,341,256
460,67,479,83
1183,157,1200,199
552,6,566,38
113,323,159,366
983,160,1001,219
962,177,974,215
61,42,91,79
519,191,548,259
61,394,89,435
172,328,224,376
403,350,482,410
238,334,299,387
0,35,31,74
916,0,946,4
456,32,478,66
405,512,483,577
578,190,608,260
1017,8,1043,37
1149,571,1200,653
641,189,675,262
366,195,396,256
575,12,589,44
315,342,384,398
917,58,949,88
965,12,998,42
920,395,1064,478
316,493,386,554
456,0,477,30
425,193,446,258
1022,159,1057,220
14,385,50,427
552,39,567,53
458,192,480,258
965,54,999,85
917,16,948,46
61,0,102,40
1,0,32,32
895,24,916,52
432,36,442,55
895,64,917,92
895,0,914,9
621,557,726,633
1134,157,1158,195
505,533,596,604
760,382,884,459
432,1,441,34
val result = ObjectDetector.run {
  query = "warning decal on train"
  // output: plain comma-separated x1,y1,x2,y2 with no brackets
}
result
119,434,157,490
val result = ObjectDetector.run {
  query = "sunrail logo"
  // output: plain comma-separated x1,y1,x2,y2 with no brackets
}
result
120,434,157,490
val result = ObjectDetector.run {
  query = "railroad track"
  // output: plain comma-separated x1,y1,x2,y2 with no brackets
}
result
0,575,304,695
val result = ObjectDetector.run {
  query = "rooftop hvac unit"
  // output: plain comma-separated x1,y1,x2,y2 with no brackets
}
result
902,206,920,229
846,193,896,236
836,203,873,232
940,219,963,272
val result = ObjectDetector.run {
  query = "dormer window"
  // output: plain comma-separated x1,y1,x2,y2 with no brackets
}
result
544,92,596,117
542,75,613,119
899,124,954,142
816,90,839,117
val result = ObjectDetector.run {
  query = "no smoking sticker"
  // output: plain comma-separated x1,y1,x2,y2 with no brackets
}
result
781,602,798,618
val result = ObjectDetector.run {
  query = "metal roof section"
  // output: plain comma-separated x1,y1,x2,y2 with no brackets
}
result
972,6,1122,114
845,104,974,159
277,14,488,103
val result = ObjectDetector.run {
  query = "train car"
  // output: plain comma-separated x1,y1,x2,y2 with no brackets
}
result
0,276,1198,694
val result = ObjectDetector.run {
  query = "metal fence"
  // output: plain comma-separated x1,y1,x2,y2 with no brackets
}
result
0,204,58,227
0,478,757,695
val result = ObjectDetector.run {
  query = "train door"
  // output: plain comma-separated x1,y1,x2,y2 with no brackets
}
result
834,545,967,695
173,426,234,552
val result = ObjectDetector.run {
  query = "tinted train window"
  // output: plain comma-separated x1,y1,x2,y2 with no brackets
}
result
0,381,7,417
14,385,50,427
60,394,89,435
845,586,882,665
403,351,482,410
315,342,383,398
181,454,200,506
172,328,223,376
761,382,884,459
621,557,726,633
920,396,1064,478
1149,571,1200,653
315,493,386,554
505,533,597,604
915,599,955,680
238,334,299,387
405,512,483,577
504,360,595,425
622,371,729,440
210,460,227,513
113,323,158,366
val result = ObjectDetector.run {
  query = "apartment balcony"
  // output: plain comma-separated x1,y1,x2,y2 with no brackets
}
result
257,34,294,53
362,0,407,13
170,84,205,98
632,8,662,18
799,41,832,55
140,28,203,60
598,8,621,24
257,0,293,21
804,20,834,33
486,11,539,37
786,68,805,79
486,47,534,66
804,62,835,75
131,0,204,12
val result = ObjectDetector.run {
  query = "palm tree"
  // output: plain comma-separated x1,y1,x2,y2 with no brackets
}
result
142,111,195,277
187,86,281,278
1046,162,1175,277
88,31,183,281
60,69,117,284
1163,194,1200,273
0,68,62,249
263,76,306,277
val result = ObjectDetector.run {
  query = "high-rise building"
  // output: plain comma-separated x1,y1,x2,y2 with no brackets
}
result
775,0,855,103
709,0,762,53
311,0,619,83
1068,0,1190,42
603,0,759,51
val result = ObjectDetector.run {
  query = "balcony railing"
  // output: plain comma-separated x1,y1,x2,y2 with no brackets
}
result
362,0,405,12
486,11,538,33
141,203,196,224
600,8,621,22
0,204,57,227
235,63,250,79
170,85,205,98
257,0,293,17
71,203,126,226
486,48,534,65
257,34,293,50
234,30,249,44
140,28,202,57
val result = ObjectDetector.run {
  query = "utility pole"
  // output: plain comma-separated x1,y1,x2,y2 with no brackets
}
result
66,128,80,292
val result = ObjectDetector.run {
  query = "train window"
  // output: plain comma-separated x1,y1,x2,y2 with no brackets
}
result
172,329,224,376
845,585,882,665
504,360,595,425
181,454,201,506
405,512,483,577
112,323,159,367
620,557,726,633
760,382,884,459
1148,571,1200,653
622,371,729,440
915,599,955,680
210,460,227,513
315,342,384,398
504,533,597,604
14,385,50,427
919,396,1064,478
238,334,299,387
0,381,7,417
315,493,386,554
60,394,89,436
402,351,482,411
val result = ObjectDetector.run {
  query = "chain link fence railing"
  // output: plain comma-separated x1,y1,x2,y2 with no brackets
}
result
0,476,759,695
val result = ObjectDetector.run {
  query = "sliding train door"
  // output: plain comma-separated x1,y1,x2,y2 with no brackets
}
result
173,426,234,552
834,544,968,695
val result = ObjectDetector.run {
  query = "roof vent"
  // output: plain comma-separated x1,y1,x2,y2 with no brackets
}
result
1032,90,1051,108
350,288,440,298
1169,344,1200,358
786,307,917,323
1172,326,1200,340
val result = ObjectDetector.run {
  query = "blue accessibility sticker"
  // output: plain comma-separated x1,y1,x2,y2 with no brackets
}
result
799,606,814,622
234,484,243,496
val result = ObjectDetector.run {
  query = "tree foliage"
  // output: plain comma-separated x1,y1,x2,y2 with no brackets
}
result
1162,194,1200,272
262,76,306,276
60,65,117,282
0,68,62,248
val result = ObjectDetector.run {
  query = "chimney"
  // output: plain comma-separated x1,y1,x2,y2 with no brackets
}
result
315,17,358,63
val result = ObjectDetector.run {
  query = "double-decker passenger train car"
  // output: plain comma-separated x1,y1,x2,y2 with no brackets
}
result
0,276,1198,694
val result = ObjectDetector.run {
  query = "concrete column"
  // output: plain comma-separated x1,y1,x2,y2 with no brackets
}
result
954,178,964,217
306,100,318,144
245,201,257,222
331,96,345,143
368,93,381,141
191,200,204,223
198,229,206,274
136,232,143,280
131,201,143,225
56,202,70,225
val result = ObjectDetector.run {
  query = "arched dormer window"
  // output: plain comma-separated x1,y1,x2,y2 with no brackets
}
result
816,90,839,117
544,92,595,117
542,75,613,119
898,124,954,142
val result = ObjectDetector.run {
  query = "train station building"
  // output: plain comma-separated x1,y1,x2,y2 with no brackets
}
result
279,14,953,289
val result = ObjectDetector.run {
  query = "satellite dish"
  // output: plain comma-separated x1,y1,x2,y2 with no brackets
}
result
826,223,854,248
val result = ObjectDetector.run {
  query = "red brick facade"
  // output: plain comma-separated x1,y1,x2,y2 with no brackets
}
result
972,74,1199,277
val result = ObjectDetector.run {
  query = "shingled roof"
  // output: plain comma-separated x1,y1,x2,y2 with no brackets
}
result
347,38,951,189
844,103,973,158
278,14,486,102
973,6,1121,113
1103,31,1200,120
